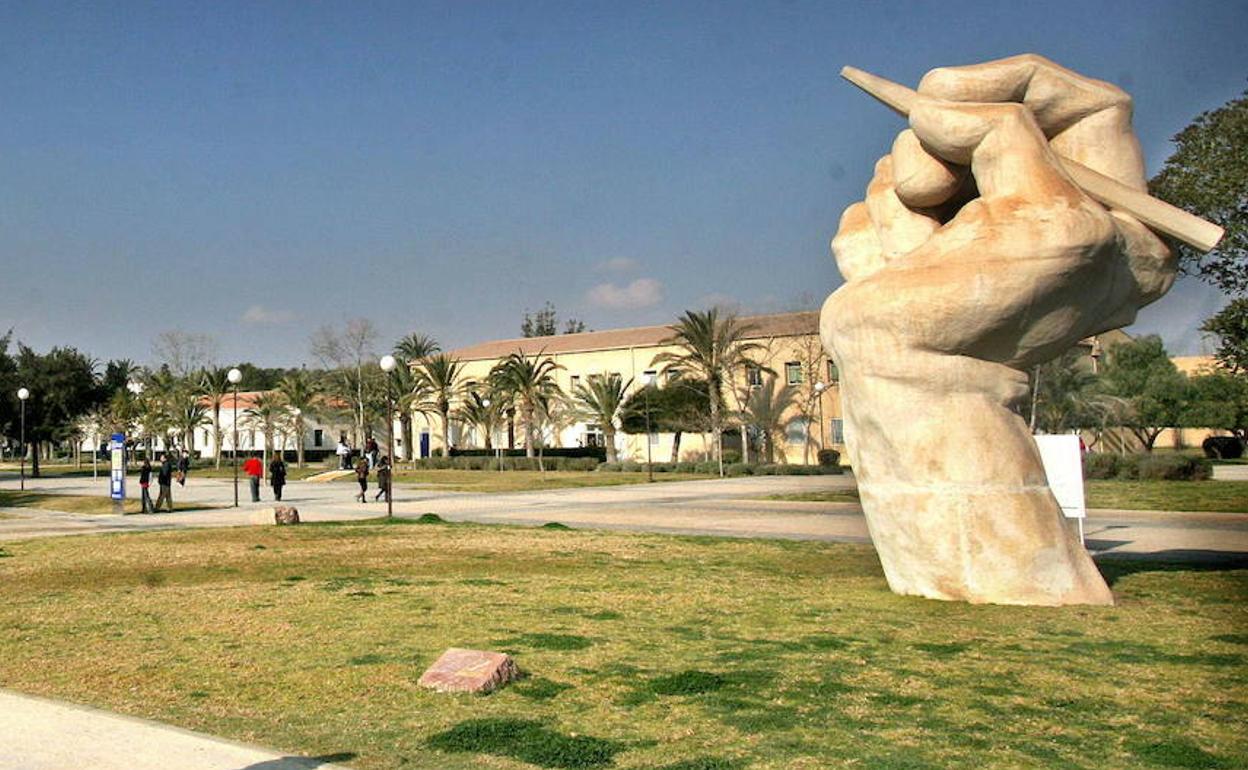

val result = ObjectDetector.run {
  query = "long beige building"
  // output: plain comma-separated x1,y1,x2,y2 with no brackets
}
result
438,311,842,464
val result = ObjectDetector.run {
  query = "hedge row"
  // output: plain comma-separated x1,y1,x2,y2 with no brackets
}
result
450,446,607,461
598,461,843,476
404,456,602,472
1084,453,1212,481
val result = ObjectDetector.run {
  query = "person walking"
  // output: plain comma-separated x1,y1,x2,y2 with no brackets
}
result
365,437,379,469
354,455,370,503
243,453,263,502
177,450,191,487
138,458,154,513
269,454,287,502
336,438,351,470
154,453,175,513
374,456,391,502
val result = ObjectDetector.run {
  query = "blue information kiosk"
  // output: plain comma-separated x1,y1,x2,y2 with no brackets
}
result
109,433,126,513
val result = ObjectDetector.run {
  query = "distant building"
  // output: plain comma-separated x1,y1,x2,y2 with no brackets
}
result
434,311,842,464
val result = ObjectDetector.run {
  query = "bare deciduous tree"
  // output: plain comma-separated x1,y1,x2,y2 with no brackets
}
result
310,319,380,445
151,331,219,378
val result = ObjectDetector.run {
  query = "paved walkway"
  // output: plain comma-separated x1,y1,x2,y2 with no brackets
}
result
2,472,1246,563
0,690,352,770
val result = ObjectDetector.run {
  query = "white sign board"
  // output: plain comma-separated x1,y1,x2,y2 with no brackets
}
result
1034,434,1085,519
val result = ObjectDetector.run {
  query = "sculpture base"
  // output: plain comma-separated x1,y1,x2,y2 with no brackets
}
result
859,482,1113,606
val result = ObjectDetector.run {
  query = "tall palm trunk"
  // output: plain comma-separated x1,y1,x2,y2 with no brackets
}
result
296,416,306,468
604,427,618,463
440,404,451,457
213,404,223,468
670,431,682,463
709,383,723,476
523,402,536,458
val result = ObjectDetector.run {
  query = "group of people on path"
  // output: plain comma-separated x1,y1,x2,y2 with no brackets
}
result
337,435,392,504
242,454,288,502
137,451,191,513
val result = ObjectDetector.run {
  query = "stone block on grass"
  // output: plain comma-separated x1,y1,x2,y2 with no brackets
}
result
418,648,518,694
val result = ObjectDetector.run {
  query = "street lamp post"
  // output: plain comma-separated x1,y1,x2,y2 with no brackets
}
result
380,355,397,518
642,373,655,483
228,368,242,507
17,387,29,491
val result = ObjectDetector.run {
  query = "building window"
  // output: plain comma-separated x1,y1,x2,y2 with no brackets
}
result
313,429,324,448
665,368,682,383
642,369,658,387
786,417,810,444
569,375,581,391
584,424,603,448
746,365,762,387
830,418,845,445
785,362,803,385
827,360,839,385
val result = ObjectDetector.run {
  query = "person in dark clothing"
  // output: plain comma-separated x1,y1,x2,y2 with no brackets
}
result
138,458,154,513
154,454,174,512
177,451,191,486
269,455,287,501
374,456,391,502
354,456,370,503
365,437,379,468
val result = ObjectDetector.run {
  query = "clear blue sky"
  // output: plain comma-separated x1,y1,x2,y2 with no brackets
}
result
2,0,1244,366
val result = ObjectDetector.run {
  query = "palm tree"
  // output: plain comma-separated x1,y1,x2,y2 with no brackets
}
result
489,350,563,458
275,371,321,467
173,394,211,456
571,373,633,463
416,353,465,457
197,367,233,468
394,333,440,365
740,376,797,463
243,392,284,467
387,363,431,462
456,390,505,450
653,308,763,475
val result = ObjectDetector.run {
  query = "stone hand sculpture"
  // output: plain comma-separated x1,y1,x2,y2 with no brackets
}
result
821,55,1177,606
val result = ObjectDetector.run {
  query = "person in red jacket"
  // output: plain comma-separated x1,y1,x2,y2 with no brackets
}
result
243,454,264,502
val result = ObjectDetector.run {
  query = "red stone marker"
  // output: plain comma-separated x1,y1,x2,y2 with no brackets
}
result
418,648,519,694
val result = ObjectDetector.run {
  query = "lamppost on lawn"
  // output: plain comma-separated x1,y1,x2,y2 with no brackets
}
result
642,372,655,483
482,398,503,473
17,387,29,490
227,367,243,507
379,354,397,518
814,381,828,454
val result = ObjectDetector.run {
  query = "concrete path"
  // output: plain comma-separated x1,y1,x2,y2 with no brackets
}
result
1213,463,1248,481
0,690,353,770
1,472,1246,563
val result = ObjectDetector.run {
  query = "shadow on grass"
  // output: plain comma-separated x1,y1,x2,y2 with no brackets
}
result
427,718,621,768
1095,551,1248,586
239,752,357,769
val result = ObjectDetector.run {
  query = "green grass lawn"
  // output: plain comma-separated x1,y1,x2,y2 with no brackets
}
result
0,521,1243,769
0,490,220,516
766,481,1248,514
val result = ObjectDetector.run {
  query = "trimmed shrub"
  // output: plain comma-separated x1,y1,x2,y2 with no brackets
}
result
1203,436,1245,460
1135,454,1212,481
1083,453,1120,480
721,450,742,464
723,462,753,477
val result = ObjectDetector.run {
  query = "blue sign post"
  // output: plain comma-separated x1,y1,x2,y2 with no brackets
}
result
109,433,126,512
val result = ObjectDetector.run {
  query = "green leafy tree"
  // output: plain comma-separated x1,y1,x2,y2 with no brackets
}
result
172,394,210,455
394,333,440,364
652,309,763,474
197,367,233,468
1150,89,1247,296
456,390,504,450
416,353,466,457
1100,336,1191,451
570,373,633,463
275,371,321,467
521,302,586,338
620,378,711,463
10,344,104,476
1183,370,1248,443
740,375,797,463
243,392,285,467
1201,298,1248,375
489,350,563,457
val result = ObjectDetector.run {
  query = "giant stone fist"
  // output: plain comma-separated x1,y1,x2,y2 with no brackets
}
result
821,55,1175,605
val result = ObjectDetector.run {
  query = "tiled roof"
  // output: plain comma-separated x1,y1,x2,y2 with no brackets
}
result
448,311,821,362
